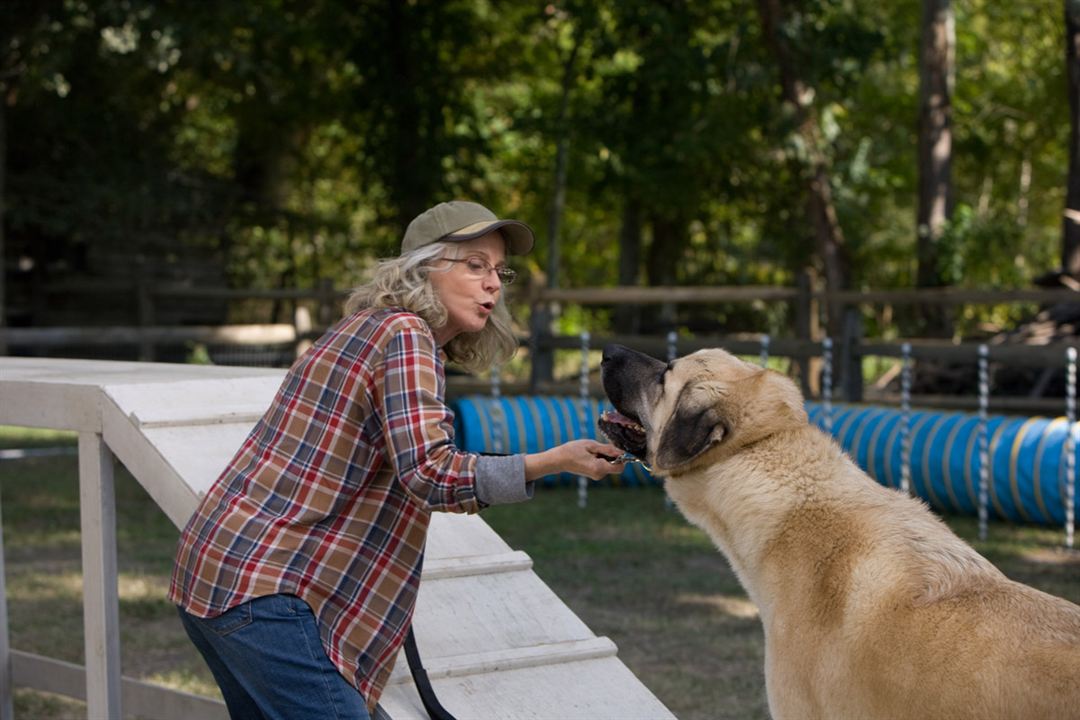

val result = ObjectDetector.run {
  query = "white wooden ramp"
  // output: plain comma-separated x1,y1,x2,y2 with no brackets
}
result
0,358,676,720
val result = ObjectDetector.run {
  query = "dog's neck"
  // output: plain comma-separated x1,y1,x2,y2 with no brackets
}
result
662,430,820,611
664,425,1003,619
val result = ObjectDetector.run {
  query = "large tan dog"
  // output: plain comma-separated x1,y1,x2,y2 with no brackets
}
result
598,343,1080,720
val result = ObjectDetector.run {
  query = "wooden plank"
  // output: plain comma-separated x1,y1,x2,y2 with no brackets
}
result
46,279,1080,308
425,513,516,560
103,374,281,428
11,651,229,720
155,285,347,302
535,285,799,304
0,382,100,431
422,551,532,580
409,570,595,660
99,399,202,529
828,287,1080,305
136,423,258,505
78,433,122,719
386,637,617,684
538,333,818,359
0,488,10,720
535,284,1080,307
379,655,677,720
0,358,280,385
1,324,298,347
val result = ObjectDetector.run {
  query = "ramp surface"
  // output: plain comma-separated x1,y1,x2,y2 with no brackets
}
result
0,358,675,720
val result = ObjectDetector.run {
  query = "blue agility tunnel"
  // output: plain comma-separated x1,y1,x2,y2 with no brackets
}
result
452,395,656,487
807,403,1079,526
453,395,1079,525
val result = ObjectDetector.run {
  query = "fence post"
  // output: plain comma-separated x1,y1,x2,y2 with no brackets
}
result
293,305,313,359
78,432,122,719
795,269,820,397
316,277,336,327
136,277,155,362
840,306,863,402
529,292,554,392
0,479,11,720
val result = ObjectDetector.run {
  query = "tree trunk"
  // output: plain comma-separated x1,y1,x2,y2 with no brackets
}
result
614,198,643,334
756,0,850,337
546,27,583,290
386,1,429,231
647,212,683,332
917,0,954,335
1064,0,1080,277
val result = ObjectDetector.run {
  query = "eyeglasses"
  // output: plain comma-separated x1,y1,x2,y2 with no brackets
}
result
441,257,517,285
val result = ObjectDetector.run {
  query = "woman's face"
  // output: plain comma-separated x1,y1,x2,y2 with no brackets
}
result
429,231,508,346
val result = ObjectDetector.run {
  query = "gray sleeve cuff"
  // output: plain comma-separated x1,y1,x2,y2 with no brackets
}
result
475,454,534,506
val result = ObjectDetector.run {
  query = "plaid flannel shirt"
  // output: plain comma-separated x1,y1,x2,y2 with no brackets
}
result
169,307,487,708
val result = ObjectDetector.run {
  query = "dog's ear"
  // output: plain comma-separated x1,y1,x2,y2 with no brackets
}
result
654,392,727,470
749,369,808,432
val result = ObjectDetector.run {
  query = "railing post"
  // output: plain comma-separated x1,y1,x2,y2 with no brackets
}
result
316,277,336,328
529,288,554,392
78,432,122,719
795,270,820,397
293,305,313,359
136,277,155,362
0,479,12,720
840,306,863,402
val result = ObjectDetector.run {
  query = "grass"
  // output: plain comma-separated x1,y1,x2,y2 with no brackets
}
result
485,486,771,720
1,425,1078,719
485,487,1080,720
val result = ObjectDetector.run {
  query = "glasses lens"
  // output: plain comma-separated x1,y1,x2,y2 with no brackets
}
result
496,267,516,284
464,258,488,275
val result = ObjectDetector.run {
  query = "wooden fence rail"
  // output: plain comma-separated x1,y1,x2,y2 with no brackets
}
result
6,281,1080,412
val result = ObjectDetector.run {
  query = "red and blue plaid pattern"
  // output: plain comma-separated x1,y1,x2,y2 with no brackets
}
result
170,308,481,707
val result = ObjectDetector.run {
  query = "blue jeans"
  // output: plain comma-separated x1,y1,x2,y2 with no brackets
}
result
178,594,373,720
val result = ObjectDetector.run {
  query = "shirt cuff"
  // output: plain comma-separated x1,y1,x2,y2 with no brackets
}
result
474,454,534,506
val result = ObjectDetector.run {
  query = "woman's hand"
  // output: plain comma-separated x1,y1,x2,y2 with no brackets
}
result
524,439,628,481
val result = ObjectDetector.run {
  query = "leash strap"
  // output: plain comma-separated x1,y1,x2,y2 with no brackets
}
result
403,625,458,720
403,453,513,718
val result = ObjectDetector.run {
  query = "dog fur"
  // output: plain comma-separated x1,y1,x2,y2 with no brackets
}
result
599,344,1080,720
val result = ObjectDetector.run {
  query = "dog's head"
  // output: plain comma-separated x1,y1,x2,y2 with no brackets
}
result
598,344,808,474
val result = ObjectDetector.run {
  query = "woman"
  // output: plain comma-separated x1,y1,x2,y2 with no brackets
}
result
170,200,625,719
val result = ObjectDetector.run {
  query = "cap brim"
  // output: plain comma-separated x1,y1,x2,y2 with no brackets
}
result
444,220,535,255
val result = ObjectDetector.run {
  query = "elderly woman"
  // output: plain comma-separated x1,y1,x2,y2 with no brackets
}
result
170,200,624,720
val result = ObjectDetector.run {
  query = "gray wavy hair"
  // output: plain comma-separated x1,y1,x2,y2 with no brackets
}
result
343,241,518,375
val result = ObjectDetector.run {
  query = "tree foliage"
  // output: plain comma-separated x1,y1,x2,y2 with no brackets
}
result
0,0,1070,337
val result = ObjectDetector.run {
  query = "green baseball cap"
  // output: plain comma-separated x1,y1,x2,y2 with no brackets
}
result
401,200,535,255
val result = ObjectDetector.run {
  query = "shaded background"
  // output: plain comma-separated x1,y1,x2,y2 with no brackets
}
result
0,0,1071,348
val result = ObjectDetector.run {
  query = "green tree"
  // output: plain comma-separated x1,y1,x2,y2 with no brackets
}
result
916,0,954,335
1065,0,1080,278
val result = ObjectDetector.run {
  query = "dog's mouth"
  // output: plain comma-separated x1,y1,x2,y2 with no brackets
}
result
598,410,647,459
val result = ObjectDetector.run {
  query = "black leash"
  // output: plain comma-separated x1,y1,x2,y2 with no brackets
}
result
402,456,515,719
404,625,458,720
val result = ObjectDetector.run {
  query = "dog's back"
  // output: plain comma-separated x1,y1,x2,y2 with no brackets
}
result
739,425,1080,720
